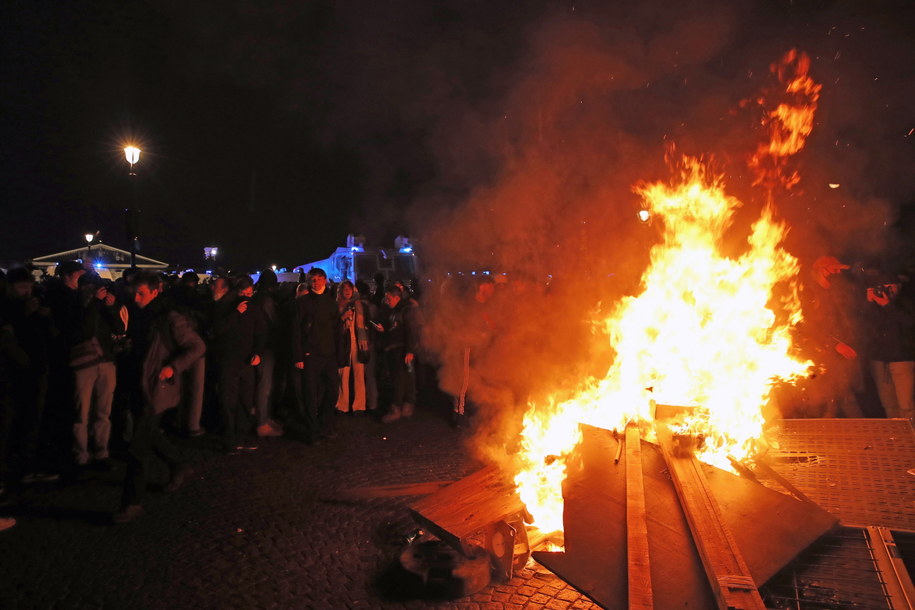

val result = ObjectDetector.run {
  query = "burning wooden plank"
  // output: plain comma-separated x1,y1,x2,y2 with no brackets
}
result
625,422,653,609
656,426,766,610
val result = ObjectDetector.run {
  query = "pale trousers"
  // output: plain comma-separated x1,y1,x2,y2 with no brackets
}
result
73,361,116,464
336,324,366,412
870,360,915,420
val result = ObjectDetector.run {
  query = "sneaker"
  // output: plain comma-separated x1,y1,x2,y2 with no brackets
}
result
0,517,15,532
22,472,60,484
112,504,145,524
256,422,283,438
165,464,194,493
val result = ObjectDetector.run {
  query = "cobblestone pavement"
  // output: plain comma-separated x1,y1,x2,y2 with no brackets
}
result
1,409,599,610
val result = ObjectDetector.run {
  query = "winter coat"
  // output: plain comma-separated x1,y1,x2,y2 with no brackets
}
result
141,303,206,415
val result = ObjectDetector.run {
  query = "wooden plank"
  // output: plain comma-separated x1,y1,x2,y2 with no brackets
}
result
533,424,837,609
656,428,766,610
625,423,653,609
409,465,525,554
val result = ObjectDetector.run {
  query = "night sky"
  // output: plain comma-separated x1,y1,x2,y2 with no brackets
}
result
2,0,913,272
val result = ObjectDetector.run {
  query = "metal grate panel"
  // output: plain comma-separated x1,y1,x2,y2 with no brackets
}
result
761,527,891,609
767,419,915,531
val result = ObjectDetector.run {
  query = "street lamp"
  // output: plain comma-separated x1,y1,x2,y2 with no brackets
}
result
124,146,141,176
85,232,94,260
124,145,141,268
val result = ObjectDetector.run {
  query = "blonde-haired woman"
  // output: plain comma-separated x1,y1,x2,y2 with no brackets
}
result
335,281,366,413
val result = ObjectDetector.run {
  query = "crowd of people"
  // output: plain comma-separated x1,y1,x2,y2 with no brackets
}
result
1,252,913,533
0,261,424,528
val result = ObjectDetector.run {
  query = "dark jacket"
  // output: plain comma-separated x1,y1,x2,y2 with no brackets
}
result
2,295,54,373
210,294,266,367
140,299,206,415
79,297,126,365
45,281,82,350
379,300,420,355
292,290,340,361
864,296,915,362
253,288,283,352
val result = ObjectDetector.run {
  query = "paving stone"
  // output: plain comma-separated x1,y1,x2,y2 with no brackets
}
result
1,410,598,609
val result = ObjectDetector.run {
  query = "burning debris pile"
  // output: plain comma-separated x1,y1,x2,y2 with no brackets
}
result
403,49,915,608
514,49,818,543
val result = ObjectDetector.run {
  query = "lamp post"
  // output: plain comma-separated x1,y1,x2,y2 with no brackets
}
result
85,232,94,262
125,146,140,176
124,146,141,268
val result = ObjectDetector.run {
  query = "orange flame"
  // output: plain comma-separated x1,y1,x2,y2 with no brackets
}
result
514,155,813,537
749,49,821,189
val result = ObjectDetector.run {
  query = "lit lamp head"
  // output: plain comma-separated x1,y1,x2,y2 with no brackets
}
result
124,146,141,175
85,233,94,244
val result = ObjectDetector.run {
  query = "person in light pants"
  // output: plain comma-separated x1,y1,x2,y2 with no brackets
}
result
73,280,125,467
863,272,915,421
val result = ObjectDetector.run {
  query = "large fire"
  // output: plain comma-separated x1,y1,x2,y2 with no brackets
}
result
513,51,820,537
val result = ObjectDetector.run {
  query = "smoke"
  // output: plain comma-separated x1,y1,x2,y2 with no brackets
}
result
403,0,915,460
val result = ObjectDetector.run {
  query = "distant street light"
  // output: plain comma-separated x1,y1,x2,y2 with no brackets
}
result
85,232,94,260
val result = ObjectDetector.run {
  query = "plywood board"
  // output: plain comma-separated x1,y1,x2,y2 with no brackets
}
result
534,425,838,609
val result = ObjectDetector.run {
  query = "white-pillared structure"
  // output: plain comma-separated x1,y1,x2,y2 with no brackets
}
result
29,243,169,279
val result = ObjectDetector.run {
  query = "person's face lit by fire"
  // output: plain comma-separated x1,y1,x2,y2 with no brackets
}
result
383,291,401,309
210,278,229,301
812,256,850,289
134,284,159,309
341,283,354,300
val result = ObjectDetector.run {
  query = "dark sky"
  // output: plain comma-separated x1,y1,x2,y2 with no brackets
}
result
2,0,913,271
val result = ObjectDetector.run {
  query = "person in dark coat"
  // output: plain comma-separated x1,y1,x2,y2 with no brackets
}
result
793,255,866,418
113,272,205,524
863,269,915,421
292,268,341,443
165,272,208,437
2,268,57,486
252,269,283,437
378,285,420,423
43,260,86,474
210,275,264,452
